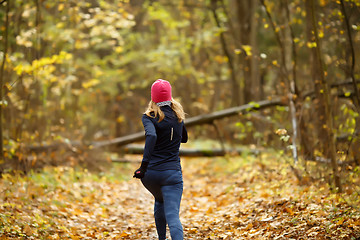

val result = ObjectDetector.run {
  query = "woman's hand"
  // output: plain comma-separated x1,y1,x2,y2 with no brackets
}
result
133,161,149,179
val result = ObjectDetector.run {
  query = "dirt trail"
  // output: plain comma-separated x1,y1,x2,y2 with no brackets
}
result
0,156,359,239
114,157,360,239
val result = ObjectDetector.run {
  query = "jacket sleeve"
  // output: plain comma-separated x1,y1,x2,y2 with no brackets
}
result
181,124,188,143
142,115,157,162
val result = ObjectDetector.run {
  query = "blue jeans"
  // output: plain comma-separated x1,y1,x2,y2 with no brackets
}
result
141,169,183,240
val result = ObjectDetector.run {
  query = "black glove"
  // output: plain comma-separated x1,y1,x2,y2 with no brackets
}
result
133,161,149,179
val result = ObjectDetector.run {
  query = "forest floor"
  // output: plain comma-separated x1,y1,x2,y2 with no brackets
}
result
0,151,360,239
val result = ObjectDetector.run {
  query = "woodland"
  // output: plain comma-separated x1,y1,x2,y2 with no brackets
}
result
0,0,360,239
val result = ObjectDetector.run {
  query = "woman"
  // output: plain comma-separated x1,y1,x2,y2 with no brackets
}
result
133,79,188,240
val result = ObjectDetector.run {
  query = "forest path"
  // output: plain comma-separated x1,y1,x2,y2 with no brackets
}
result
0,155,359,239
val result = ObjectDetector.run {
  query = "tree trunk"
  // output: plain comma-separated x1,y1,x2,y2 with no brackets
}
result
0,0,10,163
306,0,342,192
260,0,299,163
123,144,262,157
339,0,360,111
339,0,360,166
234,0,260,103
210,0,240,106
130,0,147,32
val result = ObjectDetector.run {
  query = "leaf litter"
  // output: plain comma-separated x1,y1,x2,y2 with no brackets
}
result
0,153,359,239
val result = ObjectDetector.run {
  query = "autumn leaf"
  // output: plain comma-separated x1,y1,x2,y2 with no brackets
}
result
242,45,252,56
82,79,100,89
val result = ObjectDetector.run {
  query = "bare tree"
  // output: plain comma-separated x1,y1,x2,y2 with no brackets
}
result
339,0,360,165
260,0,299,163
210,0,240,106
0,0,10,162
233,0,260,103
305,0,342,192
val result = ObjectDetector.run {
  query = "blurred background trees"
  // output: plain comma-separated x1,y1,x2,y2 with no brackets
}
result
0,0,359,190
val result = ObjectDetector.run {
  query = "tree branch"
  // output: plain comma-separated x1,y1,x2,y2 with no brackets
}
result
303,79,360,99
210,0,240,106
340,0,360,111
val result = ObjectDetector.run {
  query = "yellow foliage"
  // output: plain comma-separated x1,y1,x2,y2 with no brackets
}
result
14,52,73,76
58,3,65,11
116,115,125,123
307,42,317,48
242,45,252,56
213,55,228,64
115,46,123,53
82,79,100,89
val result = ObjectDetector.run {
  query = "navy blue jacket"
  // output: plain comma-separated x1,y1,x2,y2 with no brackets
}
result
142,105,188,171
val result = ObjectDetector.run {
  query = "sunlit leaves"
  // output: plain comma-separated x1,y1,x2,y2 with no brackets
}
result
148,2,189,29
213,55,228,64
0,100,8,107
148,3,171,21
272,60,279,66
338,103,359,136
307,41,317,48
2,0,140,148
16,29,36,47
276,128,290,142
235,45,253,56
14,51,72,76
320,0,328,7
234,49,242,55
82,79,100,89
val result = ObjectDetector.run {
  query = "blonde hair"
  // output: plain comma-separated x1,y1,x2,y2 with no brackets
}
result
145,98,185,123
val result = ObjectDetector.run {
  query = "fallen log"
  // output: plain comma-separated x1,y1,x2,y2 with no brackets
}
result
111,158,140,163
123,144,264,157
185,98,284,127
92,132,145,149
26,140,82,152
25,98,283,152
93,98,285,148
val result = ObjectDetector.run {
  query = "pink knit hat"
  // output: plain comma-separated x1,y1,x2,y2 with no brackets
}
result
151,79,172,103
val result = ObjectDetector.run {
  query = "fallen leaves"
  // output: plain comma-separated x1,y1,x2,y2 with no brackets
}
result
180,156,360,239
0,154,359,239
